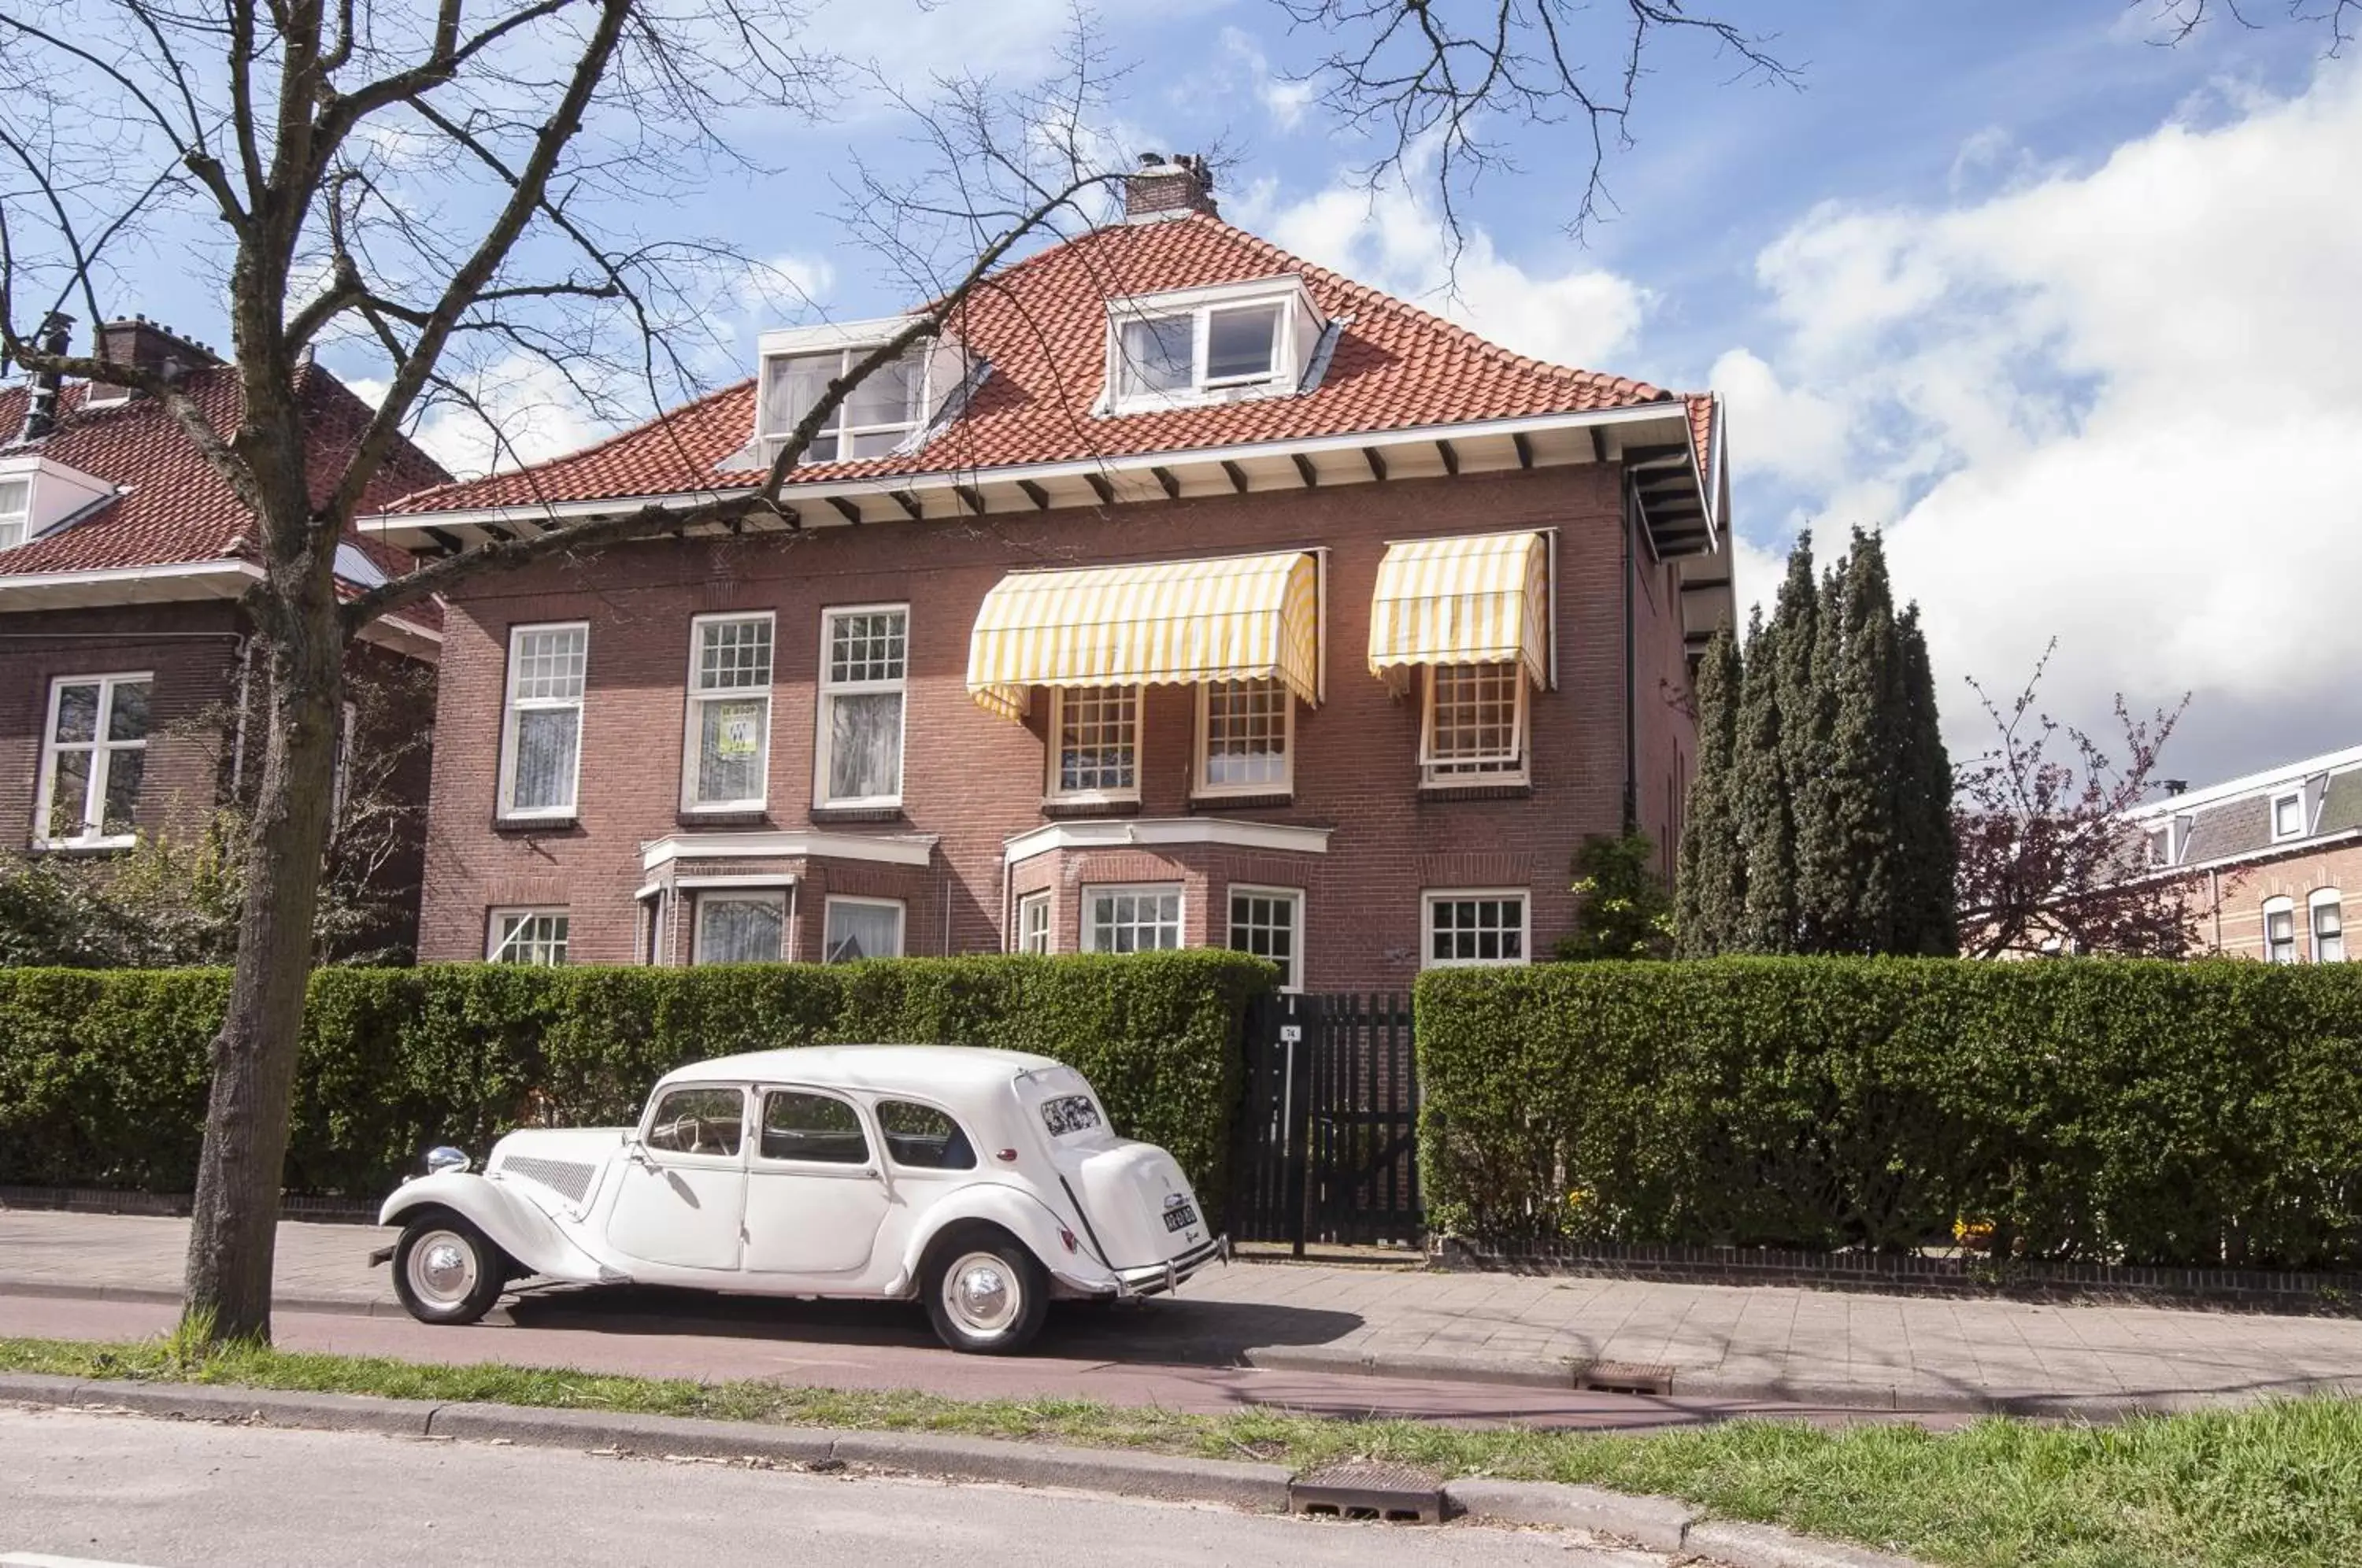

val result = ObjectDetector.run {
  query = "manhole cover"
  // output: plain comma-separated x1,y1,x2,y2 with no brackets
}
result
1288,1460,1444,1524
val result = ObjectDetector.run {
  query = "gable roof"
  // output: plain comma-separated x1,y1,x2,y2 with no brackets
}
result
0,361,450,590
387,211,1716,517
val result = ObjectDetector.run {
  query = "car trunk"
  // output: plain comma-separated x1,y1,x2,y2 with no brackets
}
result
1015,1067,1212,1272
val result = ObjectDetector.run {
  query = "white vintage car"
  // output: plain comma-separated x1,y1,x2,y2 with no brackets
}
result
373,1045,1224,1353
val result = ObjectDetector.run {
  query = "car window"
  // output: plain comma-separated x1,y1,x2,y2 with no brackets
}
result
644,1086,744,1156
1038,1092,1103,1137
876,1100,976,1170
761,1090,871,1165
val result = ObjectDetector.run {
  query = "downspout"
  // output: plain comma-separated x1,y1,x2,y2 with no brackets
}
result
1621,477,1638,834
2209,867,2223,952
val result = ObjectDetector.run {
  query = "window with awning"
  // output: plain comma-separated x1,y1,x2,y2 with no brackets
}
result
1366,530,1552,691
965,549,1322,720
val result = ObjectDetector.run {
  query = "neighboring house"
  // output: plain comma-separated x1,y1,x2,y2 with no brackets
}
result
2125,742,2359,962
0,315,451,954
364,157,1731,990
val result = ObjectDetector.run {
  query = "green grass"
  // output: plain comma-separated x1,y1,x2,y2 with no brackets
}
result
5,1333,2358,1568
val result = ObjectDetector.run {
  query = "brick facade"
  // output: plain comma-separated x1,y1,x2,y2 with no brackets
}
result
419,462,1697,989
2189,841,2360,961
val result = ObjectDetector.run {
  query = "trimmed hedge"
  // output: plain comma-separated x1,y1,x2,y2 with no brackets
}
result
1416,957,2362,1270
0,952,1272,1201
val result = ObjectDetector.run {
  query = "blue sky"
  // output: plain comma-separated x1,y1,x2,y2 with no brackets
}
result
89,1,2362,785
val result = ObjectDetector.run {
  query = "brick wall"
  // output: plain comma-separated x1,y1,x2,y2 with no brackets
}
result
2192,841,2362,960
420,463,1701,990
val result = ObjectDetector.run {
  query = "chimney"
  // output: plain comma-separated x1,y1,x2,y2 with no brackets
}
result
1124,153,1219,221
2160,779,2188,797
19,311,72,442
96,313,223,389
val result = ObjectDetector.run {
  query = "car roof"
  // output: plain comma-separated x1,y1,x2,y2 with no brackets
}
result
655,1044,1070,1096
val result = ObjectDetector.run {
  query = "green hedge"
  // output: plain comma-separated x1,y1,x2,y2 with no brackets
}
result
1416,957,2362,1270
0,952,1273,1201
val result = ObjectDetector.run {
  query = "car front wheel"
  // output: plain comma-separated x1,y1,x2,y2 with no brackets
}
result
924,1231,1050,1355
391,1214,506,1326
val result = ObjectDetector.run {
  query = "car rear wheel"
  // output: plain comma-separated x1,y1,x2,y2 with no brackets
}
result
392,1214,506,1326
924,1232,1049,1355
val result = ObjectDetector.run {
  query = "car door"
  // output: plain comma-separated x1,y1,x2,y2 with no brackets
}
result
605,1083,748,1272
740,1086,894,1277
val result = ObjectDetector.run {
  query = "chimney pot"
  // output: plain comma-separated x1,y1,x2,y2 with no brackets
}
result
1122,152,1218,221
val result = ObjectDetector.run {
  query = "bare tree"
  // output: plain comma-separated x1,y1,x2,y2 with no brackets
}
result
2145,0,2360,53
0,0,1130,1341
1953,641,2196,960
1275,0,1794,242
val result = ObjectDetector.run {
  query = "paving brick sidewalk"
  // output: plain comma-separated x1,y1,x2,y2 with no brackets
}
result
5,1209,2358,1415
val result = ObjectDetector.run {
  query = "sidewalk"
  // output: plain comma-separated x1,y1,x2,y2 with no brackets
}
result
5,1209,2358,1415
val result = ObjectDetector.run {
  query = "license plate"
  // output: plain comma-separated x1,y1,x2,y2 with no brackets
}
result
1162,1203,1200,1233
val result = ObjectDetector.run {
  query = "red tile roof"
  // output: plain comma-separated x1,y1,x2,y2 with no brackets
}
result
0,361,450,592
391,212,1716,515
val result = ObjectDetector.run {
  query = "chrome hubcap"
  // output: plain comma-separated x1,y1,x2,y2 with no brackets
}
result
942,1252,1019,1336
407,1229,477,1306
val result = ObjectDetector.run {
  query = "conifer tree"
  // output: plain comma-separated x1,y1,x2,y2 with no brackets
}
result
1816,529,1907,952
1894,605,1959,954
1733,605,1797,951
1674,622,1745,955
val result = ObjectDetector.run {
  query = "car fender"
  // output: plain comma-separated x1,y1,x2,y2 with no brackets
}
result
890,1183,1117,1299
378,1173,611,1285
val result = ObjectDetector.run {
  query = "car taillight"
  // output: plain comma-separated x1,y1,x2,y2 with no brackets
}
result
994,1148,1019,1163
1059,1228,1079,1253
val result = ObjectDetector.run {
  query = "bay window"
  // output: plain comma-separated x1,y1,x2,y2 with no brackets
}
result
35,671,150,848
1197,678,1291,796
1083,884,1183,953
1049,686,1140,801
684,613,774,811
1421,664,1527,784
816,605,907,807
694,892,785,963
499,623,587,819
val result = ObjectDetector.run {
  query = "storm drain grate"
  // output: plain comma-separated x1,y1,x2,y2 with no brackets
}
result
1288,1460,1444,1525
1572,1359,1676,1396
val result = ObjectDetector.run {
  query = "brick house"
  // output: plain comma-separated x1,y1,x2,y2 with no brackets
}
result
365,158,1731,989
2126,743,2359,962
0,316,450,954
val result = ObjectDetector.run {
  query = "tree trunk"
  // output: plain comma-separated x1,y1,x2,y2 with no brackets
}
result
181,571,344,1343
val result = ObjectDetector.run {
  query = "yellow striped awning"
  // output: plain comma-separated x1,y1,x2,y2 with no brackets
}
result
967,550,1321,720
1367,531,1550,690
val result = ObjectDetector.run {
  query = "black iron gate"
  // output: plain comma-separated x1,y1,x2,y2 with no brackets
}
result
1229,992,1422,1252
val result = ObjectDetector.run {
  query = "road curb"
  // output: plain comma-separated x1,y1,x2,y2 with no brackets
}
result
1445,1477,1694,1551
1683,1519,1923,1567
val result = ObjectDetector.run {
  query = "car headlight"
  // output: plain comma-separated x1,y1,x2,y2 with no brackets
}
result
424,1145,472,1175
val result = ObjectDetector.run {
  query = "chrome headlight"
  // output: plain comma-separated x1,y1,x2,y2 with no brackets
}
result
424,1145,472,1176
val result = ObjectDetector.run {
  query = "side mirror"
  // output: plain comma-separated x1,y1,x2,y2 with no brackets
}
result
424,1145,472,1176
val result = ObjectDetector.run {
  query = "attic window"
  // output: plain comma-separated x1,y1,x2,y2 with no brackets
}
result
755,327,961,466
2271,790,2307,841
0,479,28,550
1105,278,1324,415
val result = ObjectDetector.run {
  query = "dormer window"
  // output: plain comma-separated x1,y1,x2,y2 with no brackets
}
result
0,478,29,550
2271,789,2307,841
2143,824,2175,869
1105,277,1326,415
753,318,965,467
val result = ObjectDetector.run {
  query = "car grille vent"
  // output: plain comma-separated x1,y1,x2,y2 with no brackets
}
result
501,1155,597,1204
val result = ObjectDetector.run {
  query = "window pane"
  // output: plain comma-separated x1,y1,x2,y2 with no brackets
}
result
1117,316,1193,398
1017,893,1051,954
842,349,924,431
52,682,99,744
824,900,902,963
1059,687,1137,793
0,477,28,515
827,691,903,800
761,1090,868,1164
763,352,837,438
1229,890,1298,986
46,750,92,838
695,697,768,803
1427,664,1523,778
1204,679,1287,788
828,610,906,684
100,748,144,832
696,619,772,690
1205,304,1281,381
698,897,783,963
513,708,580,810
877,1100,976,1170
1427,896,1524,967
512,627,587,701
106,681,150,741
1089,886,1180,953
493,912,568,965
646,1086,743,1156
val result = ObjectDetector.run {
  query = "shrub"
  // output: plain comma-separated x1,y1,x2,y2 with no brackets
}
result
0,952,1272,1201
1416,956,2362,1269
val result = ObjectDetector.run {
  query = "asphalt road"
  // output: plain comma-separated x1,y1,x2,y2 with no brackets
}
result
0,1292,1910,1432
0,1405,1671,1568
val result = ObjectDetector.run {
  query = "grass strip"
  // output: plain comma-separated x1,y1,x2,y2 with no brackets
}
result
5,1333,2359,1568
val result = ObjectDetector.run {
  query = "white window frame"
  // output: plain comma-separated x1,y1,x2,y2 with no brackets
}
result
2262,895,2298,964
497,622,588,822
1080,882,1185,955
1421,888,1531,970
757,344,935,464
2269,789,2308,842
1194,678,1294,798
1104,283,1308,414
821,894,906,963
1014,889,1053,955
694,889,787,964
1419,664,1530,786
2310,888,2345,963
2142,822,2175,870
1227,884,1304,991
33,671,151,850
487,908,570,964
681,611,776,813
1046,685,1144,804
814,602,909,808
0,475,31,550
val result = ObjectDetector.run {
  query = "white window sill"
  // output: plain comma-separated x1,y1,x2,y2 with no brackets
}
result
1044,791,1142,808
496,810,579,827
1419,772,1530,791
31,837,135,853
816,797,904,812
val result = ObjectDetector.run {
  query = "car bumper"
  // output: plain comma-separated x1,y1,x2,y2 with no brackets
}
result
1111,1235,1227,1298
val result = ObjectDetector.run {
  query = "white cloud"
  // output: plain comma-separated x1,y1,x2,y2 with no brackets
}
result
1219,28,1316,131
1268,177,1649,372
1727,61,2362,780
368,355,614,481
